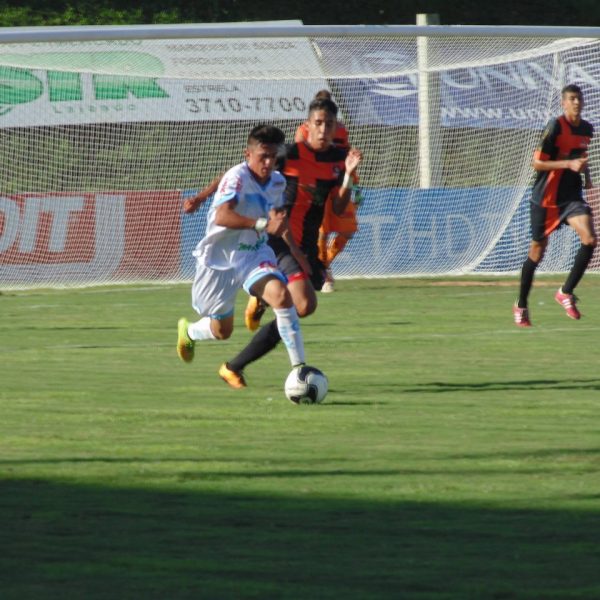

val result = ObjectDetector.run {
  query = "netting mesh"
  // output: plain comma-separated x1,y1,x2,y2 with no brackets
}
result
1,32,600,287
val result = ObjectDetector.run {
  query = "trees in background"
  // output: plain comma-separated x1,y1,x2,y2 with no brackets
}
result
1,0,599,27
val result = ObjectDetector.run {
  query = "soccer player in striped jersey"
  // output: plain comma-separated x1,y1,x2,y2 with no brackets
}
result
176,124,307,380
219,97,362,388
295,89,361,293
514,84,596,327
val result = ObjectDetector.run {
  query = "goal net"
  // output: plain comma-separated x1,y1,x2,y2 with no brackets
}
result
1,24,600,288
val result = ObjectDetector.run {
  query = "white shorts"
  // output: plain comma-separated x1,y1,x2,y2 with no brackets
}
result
191,246,287,319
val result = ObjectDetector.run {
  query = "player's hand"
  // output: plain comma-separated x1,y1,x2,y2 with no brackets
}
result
569,156,589,173
183,197,202,213
265,209,287,237
292,249,312,275
345,147,363,175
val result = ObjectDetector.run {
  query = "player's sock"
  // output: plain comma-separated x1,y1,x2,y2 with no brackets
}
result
273,306,305,366
562,243,595,294
228,320,281,372
187,316,216,341
326,234,349,265
518,257,539,308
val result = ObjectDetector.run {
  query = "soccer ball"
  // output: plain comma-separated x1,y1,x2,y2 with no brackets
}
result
284,365,328,404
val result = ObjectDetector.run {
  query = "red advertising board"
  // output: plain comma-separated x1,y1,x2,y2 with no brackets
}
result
0,190,182,284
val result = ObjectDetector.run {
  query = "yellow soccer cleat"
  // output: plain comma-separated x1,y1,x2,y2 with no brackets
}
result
218,363,247,389
244,295,267,331
177,317,195,362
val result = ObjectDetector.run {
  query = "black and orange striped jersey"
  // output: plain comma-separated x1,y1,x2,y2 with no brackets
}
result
294,121,350,149
270,142,347,262
531,115,593,207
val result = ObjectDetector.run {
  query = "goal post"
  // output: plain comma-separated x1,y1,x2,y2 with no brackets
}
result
1,23,600,288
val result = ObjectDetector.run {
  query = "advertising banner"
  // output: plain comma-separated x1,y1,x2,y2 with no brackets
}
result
0,191,181,283
324,40,600,129
0,36,327,127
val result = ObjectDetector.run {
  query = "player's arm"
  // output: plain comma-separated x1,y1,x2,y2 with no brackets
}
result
281,227,312,275
213,199,271,234
331,147,363,215
532,119,588,174
183,174,222,213
533,155,589,174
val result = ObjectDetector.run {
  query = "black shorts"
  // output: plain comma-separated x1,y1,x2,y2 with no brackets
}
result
271,245,327,291
530,200,591,241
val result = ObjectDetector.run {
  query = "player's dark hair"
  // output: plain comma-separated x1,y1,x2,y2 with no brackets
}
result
308,97,338,118
247,124,285,146
314,89,332,101
562,83,583,97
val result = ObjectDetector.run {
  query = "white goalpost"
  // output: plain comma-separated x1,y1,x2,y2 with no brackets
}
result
2,23,600,288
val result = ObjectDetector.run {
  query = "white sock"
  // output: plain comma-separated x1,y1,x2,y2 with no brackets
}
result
273,306,305,366
188,317,216,341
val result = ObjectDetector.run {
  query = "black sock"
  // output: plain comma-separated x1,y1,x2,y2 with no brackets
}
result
518,257,539,308
228,319,281,373
562,244,595,294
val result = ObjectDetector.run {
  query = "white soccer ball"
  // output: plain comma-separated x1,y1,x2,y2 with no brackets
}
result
284,365,328,404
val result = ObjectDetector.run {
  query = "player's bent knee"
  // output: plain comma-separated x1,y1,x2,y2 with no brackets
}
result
211,321,234,340
295,297,317,318
263,282,289,310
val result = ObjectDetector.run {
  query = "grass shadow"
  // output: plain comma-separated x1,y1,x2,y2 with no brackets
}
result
1,479,599,599
402,378,600,393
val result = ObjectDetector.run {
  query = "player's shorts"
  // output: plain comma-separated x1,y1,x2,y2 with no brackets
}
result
191,246,286,318
530,200,592,241
320,200,358,235
272,245,327,292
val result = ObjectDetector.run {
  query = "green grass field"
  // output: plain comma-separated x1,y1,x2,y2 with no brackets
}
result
1,277,600,599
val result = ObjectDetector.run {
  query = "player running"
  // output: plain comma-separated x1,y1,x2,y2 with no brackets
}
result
219,97,362,388
513,83,597,326
176,124,307,379
294,89,361,293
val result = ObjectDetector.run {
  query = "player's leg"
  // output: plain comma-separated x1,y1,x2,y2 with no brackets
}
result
322,203,358,293
177,264,236,362
244,295,268,332
244,248,319,330
556,210,597,318
319,202,334,266
564,211,596,293
229,276,314,375
514,204,551,327
221,273,306,387
223,255,321,386
514,238,547,327
286,273,318,317
318,229,329,266
260,276,305,367
519,238,548,307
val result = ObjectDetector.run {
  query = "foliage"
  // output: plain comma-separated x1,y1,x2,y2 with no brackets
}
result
1,0,600,26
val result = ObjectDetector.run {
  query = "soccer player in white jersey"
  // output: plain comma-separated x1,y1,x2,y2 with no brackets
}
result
176,124,309,386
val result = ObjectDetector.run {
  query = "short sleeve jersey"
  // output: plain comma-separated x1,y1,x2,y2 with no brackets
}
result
531,115,593,206
193,161,286,270
270,142,347,262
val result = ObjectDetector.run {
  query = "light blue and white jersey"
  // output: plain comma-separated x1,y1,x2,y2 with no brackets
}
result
193,162,286,270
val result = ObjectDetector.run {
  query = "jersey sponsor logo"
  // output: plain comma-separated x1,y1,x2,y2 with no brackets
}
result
238,236,267,252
